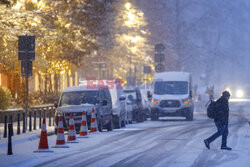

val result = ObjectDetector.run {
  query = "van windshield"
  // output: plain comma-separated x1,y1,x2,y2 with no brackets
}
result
154,81,188,95
60,91,99,106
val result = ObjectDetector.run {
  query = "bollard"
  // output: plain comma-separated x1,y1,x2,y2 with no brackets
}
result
22,112,26,133
34,110,37,130
10,115,14,136
23,112,26,133
52,107,55,126
7,123,13,155
39,109,42,129
49,108,52,127
29,111,32,132
17,113,20,135
3,115,7,138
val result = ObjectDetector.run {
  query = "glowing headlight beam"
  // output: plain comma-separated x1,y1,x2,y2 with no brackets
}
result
236,89,244,98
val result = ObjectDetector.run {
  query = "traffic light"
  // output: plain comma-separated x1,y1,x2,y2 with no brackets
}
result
18,35,35,78
18,36,35,61
154,43,165,73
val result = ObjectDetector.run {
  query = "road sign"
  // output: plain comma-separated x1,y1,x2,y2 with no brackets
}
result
143,66,152,74
18,51,35,61
154,53,165,63
21,61,33,78
18,36,35,61
155,43,165,53
155,64,164,73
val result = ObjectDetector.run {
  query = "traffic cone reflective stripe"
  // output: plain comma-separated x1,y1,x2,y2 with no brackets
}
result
34,118,53,152
67,113,78,143
78,111,89,138
52,116,69,148
90,108,98,133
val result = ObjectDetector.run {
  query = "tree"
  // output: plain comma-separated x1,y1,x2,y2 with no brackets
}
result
0,0,109,105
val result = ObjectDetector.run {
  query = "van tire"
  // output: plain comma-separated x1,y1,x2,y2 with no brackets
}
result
138,112,144,122
121,120,126,127
107,116,114,131
114,116,121,129
186,109,193,121
151,109,159,121
98,117,103,132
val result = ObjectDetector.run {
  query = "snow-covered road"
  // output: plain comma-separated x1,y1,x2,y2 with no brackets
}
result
1,102,249,167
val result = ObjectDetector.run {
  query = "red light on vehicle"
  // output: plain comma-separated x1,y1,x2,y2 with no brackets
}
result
184,101,188,104
153,101,158,104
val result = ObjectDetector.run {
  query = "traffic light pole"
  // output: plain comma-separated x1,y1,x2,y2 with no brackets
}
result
18,35,35,130
25,36,29,133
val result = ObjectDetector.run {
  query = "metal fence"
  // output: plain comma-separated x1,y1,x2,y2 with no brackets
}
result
0,104,55,137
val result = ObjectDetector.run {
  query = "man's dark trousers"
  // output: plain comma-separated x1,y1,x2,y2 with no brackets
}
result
206,122,228,147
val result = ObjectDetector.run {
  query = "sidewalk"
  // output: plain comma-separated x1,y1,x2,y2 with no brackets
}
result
0,118,55,149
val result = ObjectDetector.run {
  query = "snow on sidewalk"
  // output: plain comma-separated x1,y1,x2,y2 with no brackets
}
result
0,120,169,167
0,118,55,148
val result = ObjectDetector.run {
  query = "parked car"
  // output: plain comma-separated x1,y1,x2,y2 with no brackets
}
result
54,85,114,133
139,88,152,120
109,88,127,129
123,86,144,122
151,72,194,121
81,78,127,129
124,95,133,124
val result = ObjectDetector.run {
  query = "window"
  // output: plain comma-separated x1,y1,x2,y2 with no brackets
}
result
154,81,188,95
60,91,99,106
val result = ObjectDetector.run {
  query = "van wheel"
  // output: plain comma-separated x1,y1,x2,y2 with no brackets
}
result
186,110,193,121
143,113,147,121
151,110,159,121
132,111,137,122
150,112,155,121
107,116,114,131
138,112,144,122
114,116,121,129
121,120,126,127
98,117,103,132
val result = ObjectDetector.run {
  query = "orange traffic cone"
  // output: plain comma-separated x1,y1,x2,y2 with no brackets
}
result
52,116,69,148
78,111,89,138
90,108,98,133
67,113,78,143
34,118,53,152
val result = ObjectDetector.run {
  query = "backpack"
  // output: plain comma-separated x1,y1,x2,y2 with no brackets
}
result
207,100,217,119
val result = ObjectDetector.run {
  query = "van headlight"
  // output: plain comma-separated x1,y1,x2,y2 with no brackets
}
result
152,98,160,104
182,98,189,104
236,89,244,98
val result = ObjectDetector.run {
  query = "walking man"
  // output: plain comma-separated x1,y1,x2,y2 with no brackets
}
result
204,91,232,150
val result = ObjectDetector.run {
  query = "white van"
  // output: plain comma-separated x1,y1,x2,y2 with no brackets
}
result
151,72,194,120
54,79,127,133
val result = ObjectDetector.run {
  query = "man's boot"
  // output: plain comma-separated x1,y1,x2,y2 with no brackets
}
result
221,146,232,150
204,140,210,149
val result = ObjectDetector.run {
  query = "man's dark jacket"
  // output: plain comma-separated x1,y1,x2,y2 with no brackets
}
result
214,96,229,125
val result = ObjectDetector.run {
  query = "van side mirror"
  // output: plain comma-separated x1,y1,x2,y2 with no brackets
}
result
126,100,132,105
147,91,152,99
119,95,126,101
54,101,58,108
102,100,107,106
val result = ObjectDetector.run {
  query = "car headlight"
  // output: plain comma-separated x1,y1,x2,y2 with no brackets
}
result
236,89,244,98
152,98,160,104
182,98,189,104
